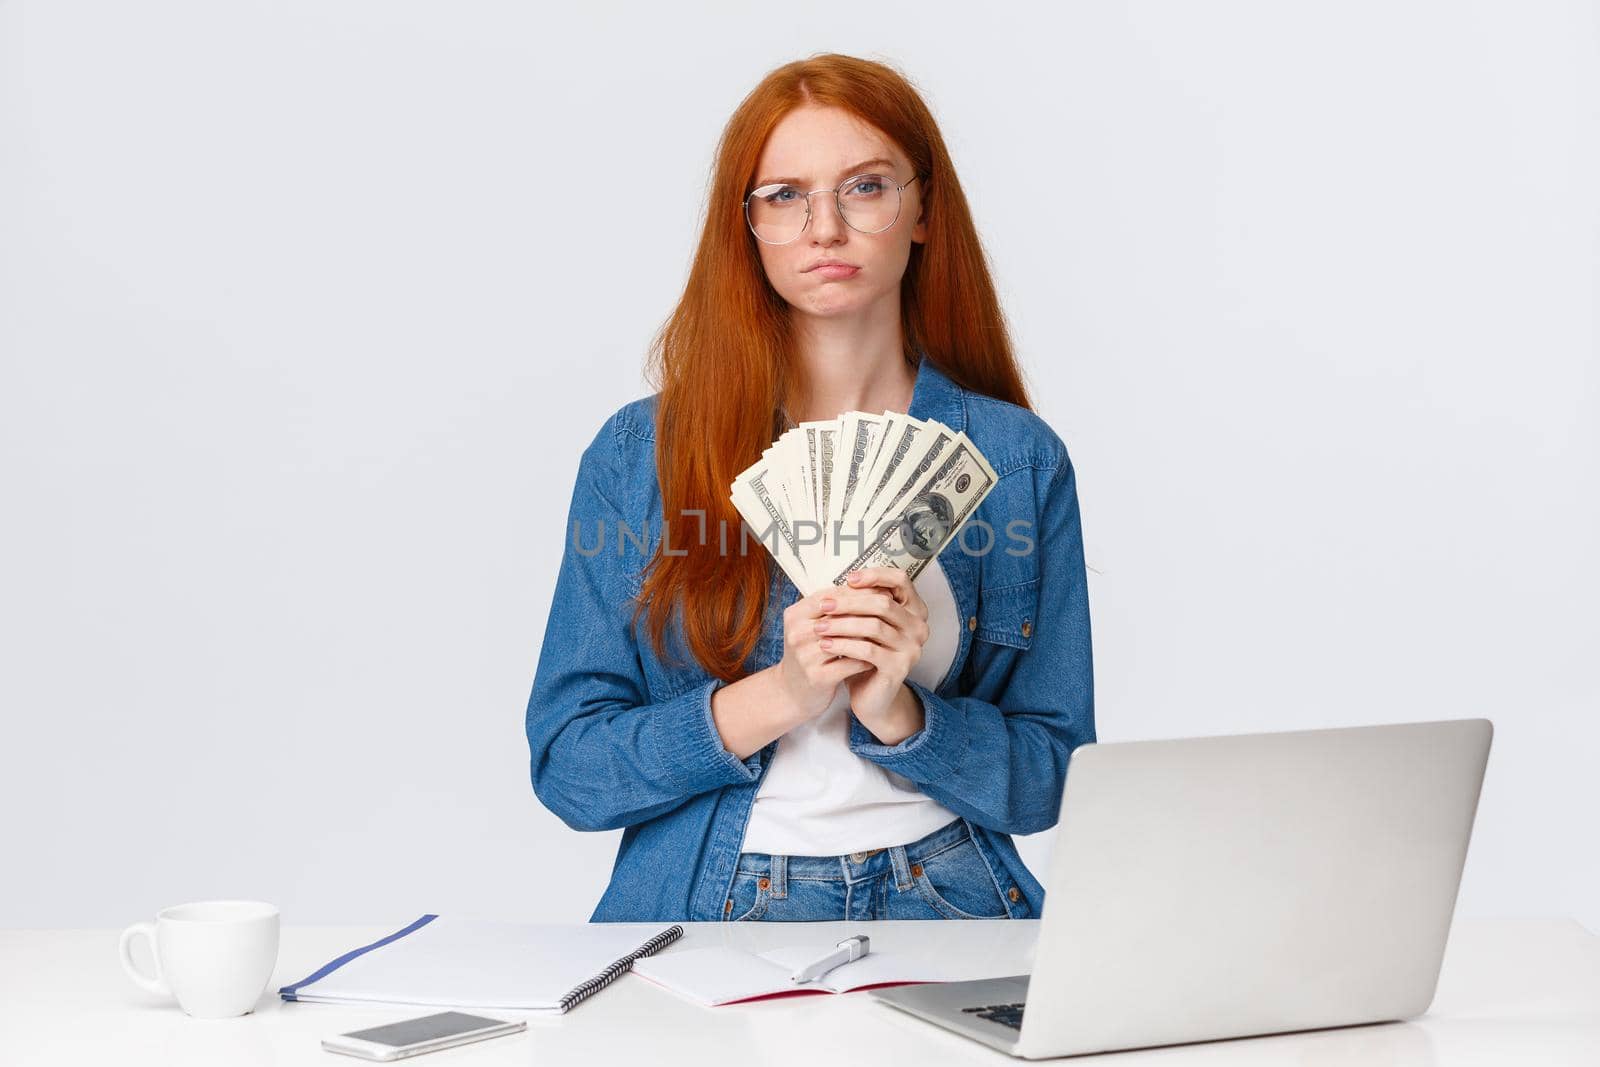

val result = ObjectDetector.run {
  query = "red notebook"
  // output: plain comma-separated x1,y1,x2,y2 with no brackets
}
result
628,940,1028,1007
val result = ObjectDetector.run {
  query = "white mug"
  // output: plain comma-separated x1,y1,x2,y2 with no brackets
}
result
119,900,280,1018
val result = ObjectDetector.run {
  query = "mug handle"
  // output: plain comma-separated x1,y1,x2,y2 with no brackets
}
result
119,921,170,997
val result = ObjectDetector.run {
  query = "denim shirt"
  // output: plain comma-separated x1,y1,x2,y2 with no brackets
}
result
525,354,1096,922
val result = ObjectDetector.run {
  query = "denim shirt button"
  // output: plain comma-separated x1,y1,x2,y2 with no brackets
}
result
1020,620,1032,638
967,614,978,632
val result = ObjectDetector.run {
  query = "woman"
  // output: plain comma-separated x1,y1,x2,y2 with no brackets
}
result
525,54,1094,923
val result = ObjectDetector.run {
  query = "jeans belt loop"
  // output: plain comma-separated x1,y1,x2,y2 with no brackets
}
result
889,845,913,891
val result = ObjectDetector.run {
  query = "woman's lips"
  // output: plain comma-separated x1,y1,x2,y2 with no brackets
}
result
813,264,860,280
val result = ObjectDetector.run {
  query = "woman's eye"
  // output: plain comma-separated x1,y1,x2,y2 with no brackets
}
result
762,186,800,204
846,179,884,197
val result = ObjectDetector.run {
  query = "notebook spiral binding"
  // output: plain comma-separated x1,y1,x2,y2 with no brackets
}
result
557,924,685,1013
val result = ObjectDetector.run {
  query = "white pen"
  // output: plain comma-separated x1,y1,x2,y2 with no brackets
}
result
790,934,871,984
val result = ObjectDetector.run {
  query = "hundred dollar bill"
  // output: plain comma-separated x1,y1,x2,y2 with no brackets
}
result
730,459,810,591
826,435,999,588
858,423,956,538
816,426,835,533
783,429,814,571
844,412,926,531
832,412,885,533
797,420,837,575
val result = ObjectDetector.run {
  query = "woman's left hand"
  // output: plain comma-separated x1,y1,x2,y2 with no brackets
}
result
813,566,930,745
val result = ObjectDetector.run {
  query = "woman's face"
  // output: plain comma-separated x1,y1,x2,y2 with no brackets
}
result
748,105,926,320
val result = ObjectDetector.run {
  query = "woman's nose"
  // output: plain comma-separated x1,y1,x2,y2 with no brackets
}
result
807,191,847,241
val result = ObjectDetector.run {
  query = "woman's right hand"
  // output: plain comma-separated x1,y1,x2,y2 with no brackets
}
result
776,590,875,724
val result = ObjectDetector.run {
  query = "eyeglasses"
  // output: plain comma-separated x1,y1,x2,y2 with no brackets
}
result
744,172,920,245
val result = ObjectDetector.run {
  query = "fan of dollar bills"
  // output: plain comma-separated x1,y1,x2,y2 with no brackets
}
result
729,410,999,595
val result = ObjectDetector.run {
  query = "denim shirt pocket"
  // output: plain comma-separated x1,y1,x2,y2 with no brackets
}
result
974,579,1038,651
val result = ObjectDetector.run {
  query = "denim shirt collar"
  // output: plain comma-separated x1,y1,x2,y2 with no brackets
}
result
906,351,968,433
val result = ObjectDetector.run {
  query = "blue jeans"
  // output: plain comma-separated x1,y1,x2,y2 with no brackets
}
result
723,818,1023,921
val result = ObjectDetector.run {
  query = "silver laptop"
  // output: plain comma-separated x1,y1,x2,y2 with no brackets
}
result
869,717,1493,1058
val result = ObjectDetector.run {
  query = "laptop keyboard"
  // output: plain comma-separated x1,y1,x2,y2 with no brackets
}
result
962,1001,1026,1030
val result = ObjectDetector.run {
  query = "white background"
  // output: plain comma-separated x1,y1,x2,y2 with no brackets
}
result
2,1,1594,931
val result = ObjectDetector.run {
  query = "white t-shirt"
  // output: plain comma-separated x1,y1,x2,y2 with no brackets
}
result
740,556,963,856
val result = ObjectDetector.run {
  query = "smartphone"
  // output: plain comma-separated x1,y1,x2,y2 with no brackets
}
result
321,1011,526,1061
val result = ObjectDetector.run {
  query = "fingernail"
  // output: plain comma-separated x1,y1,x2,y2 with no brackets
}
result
814,620,829,633
820,638,832,649
820,597,835,611
847,572,863,583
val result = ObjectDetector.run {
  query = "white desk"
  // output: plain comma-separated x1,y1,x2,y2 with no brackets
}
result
4,918,1598,1065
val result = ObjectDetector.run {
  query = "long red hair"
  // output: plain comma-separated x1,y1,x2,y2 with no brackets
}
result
635,52,1033,681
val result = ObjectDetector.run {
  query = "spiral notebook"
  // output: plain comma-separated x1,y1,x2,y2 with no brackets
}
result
278,915,683,1014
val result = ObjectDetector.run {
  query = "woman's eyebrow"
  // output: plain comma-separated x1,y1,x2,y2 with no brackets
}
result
753,157,897,188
